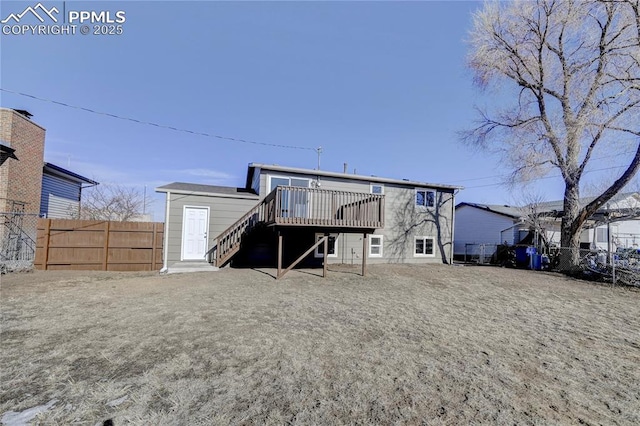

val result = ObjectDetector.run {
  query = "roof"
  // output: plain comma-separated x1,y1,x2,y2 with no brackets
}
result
533,192,640,212
155,182,259,199
456,202,522,219
0,142,18,161
14,109,33,119
43,162,98,185
457,192,640,219
246,163,463,191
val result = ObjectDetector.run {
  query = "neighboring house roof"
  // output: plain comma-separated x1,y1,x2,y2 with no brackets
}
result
457,192,640,220
0,141,19,165
156,182,259,199
533,192,640,213
246,163,464,192
43,162,98,185
455,202,522,219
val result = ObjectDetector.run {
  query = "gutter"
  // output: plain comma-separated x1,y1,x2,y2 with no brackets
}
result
161,191,171,272
450,189,459,265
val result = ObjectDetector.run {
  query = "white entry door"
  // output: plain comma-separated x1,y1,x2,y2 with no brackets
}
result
181,206,209,260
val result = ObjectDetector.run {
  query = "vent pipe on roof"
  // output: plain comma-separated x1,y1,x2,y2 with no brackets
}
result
343,163,348,173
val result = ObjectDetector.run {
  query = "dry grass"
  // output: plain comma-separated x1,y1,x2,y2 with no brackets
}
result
1,264,639,425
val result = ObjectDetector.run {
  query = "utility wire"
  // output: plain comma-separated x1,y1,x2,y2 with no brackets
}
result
0,88,316,151
449,150,637,183
3,88,636,189
464,164,631,189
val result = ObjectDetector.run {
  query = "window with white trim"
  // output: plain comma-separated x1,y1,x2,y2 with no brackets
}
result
415,189,435,208
370,184,384,194
369,235,383,257
414,236,435,257
314,233,337,258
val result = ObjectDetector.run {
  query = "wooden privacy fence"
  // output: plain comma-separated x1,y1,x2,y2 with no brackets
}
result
35,219,164,271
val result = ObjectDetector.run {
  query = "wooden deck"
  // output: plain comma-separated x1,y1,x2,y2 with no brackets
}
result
212,186,384,267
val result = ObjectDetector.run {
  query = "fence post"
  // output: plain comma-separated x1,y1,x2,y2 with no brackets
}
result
42,218,51,271
151,222,158,270
102,221,110,271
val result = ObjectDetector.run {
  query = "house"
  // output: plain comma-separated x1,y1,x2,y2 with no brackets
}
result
0,108,46,266
454,203,528,260
156,163,462,274
40,162,98,219
0,108,96,267
454,193,640,260
531,193,640,251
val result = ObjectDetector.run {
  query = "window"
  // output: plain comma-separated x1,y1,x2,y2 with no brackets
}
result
369,235,383,257
268,175,310,218
370,184,384,194
596,228,608,243
416,189,435,208
596,226,617,243
415,236,435,257
314,233,337,258
269,176,310,191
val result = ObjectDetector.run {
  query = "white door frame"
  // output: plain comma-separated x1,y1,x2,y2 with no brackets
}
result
181,205,210,261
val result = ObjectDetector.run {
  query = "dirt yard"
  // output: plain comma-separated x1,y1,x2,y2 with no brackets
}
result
1,265,639,425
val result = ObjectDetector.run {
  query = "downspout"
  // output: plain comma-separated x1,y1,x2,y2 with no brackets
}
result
450,189,459,265
161,191,171,272
79,181,99,218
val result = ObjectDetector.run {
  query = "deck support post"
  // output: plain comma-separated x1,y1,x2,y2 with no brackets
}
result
323,233,329,278
362,233,367,277
278,236,327,280
277,231,283,278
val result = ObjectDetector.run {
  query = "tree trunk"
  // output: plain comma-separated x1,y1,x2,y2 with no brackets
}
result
560,181,582,269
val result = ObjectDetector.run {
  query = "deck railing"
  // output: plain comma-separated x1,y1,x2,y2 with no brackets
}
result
265,186,384,228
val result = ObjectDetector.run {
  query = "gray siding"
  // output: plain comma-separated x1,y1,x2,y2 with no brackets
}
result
260,169,454,264
165,192,258,265
40,173,81,218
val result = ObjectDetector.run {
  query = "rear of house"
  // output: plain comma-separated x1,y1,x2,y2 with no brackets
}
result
157,163,461,272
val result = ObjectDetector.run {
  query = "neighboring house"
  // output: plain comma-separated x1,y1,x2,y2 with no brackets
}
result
533,192,640,251
454,203,528,259
0,108,96,266
0,108,46,265
156,163,461,272
40,162,98,219
454,192,640,259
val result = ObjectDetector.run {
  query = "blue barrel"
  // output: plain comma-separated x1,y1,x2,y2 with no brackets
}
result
515,247,528,264
531,254,542,270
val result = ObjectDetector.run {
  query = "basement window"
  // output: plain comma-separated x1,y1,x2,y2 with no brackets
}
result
369,235,383,257
314,233,337,258
415,236,435,257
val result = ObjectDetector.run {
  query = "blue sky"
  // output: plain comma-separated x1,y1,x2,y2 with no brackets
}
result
1,0,628,220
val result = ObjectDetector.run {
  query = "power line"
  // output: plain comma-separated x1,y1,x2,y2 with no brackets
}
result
449,150,637,184
464,164,632,189
0,88,316,151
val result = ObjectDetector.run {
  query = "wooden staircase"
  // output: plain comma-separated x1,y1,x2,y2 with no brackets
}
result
208,186,384,267
211,200,266,267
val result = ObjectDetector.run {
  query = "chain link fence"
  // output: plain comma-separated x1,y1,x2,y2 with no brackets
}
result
0,212,38,273
463,243,499,265
538,246,640,287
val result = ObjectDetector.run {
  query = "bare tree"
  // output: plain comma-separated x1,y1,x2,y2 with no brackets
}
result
78,183,148,221
465,0,640,266
515,191,557,250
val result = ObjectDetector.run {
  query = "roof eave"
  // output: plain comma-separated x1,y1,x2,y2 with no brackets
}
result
248,162,463,191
